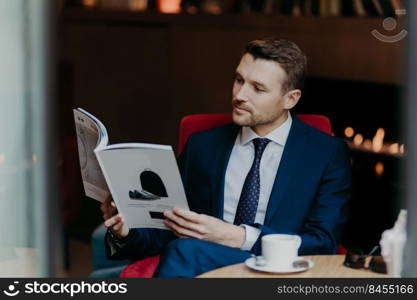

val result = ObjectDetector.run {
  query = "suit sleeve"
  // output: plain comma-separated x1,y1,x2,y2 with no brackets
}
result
250,140,352,255
105,227,175,261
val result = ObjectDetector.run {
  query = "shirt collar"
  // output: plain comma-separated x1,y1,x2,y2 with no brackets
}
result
239,112,292,147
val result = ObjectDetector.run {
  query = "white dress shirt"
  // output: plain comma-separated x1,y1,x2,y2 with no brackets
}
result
223,113,292,251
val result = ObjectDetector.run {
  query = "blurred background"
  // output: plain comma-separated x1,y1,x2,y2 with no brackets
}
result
0,0,413,277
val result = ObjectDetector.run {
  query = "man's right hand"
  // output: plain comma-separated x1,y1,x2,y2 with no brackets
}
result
100,197,129,239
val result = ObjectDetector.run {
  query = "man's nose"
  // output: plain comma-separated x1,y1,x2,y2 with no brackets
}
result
235,84,250,102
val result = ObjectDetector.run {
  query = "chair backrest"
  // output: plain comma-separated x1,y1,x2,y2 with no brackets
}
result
178,113,332,155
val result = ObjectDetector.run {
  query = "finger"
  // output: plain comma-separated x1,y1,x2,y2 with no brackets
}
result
103,210,116,220
164,210,190,225
104,214,121,228
176,233,191,239
177,234,190,239
164,220,182,238
166,219,203,239
113,218,124,231
173,232,187,239
104,216,116,228
172,207,203,223
170,229,188,239
164,219,203,239
108,202,117,214
164,210,206,234
166,221,195,239
164,212,189,230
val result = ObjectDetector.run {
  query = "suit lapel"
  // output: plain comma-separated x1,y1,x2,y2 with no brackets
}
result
211,124,240,219
264,117,309,225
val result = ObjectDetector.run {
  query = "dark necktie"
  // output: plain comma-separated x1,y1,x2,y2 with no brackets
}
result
234,138,271,225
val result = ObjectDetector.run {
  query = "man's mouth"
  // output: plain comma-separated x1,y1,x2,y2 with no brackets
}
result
233,105,250,114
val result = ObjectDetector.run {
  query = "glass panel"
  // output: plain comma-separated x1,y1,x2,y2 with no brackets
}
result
403,0,417,277
0,0,60,277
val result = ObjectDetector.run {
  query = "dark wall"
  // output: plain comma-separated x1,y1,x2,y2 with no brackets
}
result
60,11,404,149
296,77,404,143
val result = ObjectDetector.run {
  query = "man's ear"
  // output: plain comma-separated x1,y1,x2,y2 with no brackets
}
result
283,89,301,110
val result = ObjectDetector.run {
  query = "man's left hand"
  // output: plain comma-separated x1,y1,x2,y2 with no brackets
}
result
163,208,245,248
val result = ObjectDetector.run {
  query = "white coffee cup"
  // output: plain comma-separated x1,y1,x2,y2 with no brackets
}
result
256,234,302,269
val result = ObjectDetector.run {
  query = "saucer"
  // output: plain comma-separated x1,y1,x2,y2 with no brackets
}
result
245,257,314,274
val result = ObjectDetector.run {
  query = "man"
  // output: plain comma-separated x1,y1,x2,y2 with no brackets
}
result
101,38,351,277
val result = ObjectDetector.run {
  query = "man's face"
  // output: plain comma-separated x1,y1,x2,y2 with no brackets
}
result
232,53,297,136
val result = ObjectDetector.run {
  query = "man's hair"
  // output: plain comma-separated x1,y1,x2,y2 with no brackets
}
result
244,38,307,93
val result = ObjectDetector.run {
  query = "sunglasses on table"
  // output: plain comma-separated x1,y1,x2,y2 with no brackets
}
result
343,246,387,274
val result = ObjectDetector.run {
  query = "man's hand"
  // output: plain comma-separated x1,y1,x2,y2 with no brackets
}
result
100,197,129,239
163,208,246,248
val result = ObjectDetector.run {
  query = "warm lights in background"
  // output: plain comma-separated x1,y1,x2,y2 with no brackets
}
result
344,127,354,138
353,133,363,146
346,126,404,177
372,128,385,152
78,0,224,14
375,161,384,177
82,0,97,7
130,0,148,11
345,126,405,156
389,143,400,154
363,139,372,149
158,0,182,13
81,0,149,12
202,0,222,15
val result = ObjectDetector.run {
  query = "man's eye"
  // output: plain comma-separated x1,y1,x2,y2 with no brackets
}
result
235,77,243,84
254,86,264,93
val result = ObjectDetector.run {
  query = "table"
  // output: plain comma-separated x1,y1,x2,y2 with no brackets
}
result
198,255,390,278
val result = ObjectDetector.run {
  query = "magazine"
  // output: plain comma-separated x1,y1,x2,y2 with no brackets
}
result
73,108,189,230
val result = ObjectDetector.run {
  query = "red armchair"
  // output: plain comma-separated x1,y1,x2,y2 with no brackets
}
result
120,113,341,278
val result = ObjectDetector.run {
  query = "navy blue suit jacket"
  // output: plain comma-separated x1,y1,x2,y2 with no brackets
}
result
107,116,351,260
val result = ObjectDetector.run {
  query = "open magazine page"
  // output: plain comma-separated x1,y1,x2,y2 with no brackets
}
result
73,109,110,202
95,144,189,229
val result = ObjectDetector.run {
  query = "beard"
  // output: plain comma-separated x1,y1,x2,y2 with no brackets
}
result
232,100,256,126
232,106,284,128
232,109,256,127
